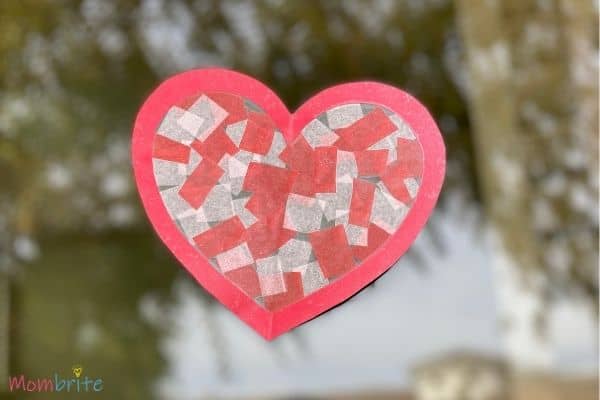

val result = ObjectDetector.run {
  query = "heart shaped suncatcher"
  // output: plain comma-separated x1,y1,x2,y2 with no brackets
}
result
132,68,445,339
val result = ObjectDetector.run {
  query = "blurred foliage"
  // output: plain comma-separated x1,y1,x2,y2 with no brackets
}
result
456,0,598,318
0,0,475,245
10,231,179,399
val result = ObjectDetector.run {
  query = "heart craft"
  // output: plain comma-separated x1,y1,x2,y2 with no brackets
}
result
132,68,445,340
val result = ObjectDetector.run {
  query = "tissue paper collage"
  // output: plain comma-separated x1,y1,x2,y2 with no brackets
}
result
152,92,423,311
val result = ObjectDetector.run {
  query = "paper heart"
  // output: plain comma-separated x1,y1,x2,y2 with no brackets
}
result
132,68,445,340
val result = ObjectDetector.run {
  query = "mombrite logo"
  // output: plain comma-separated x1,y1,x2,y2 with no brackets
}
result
8,365,103,393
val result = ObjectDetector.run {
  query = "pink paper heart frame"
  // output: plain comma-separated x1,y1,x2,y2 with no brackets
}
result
132,68,445,340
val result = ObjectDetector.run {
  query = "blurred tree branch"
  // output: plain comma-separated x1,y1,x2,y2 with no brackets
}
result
455,0,598,325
